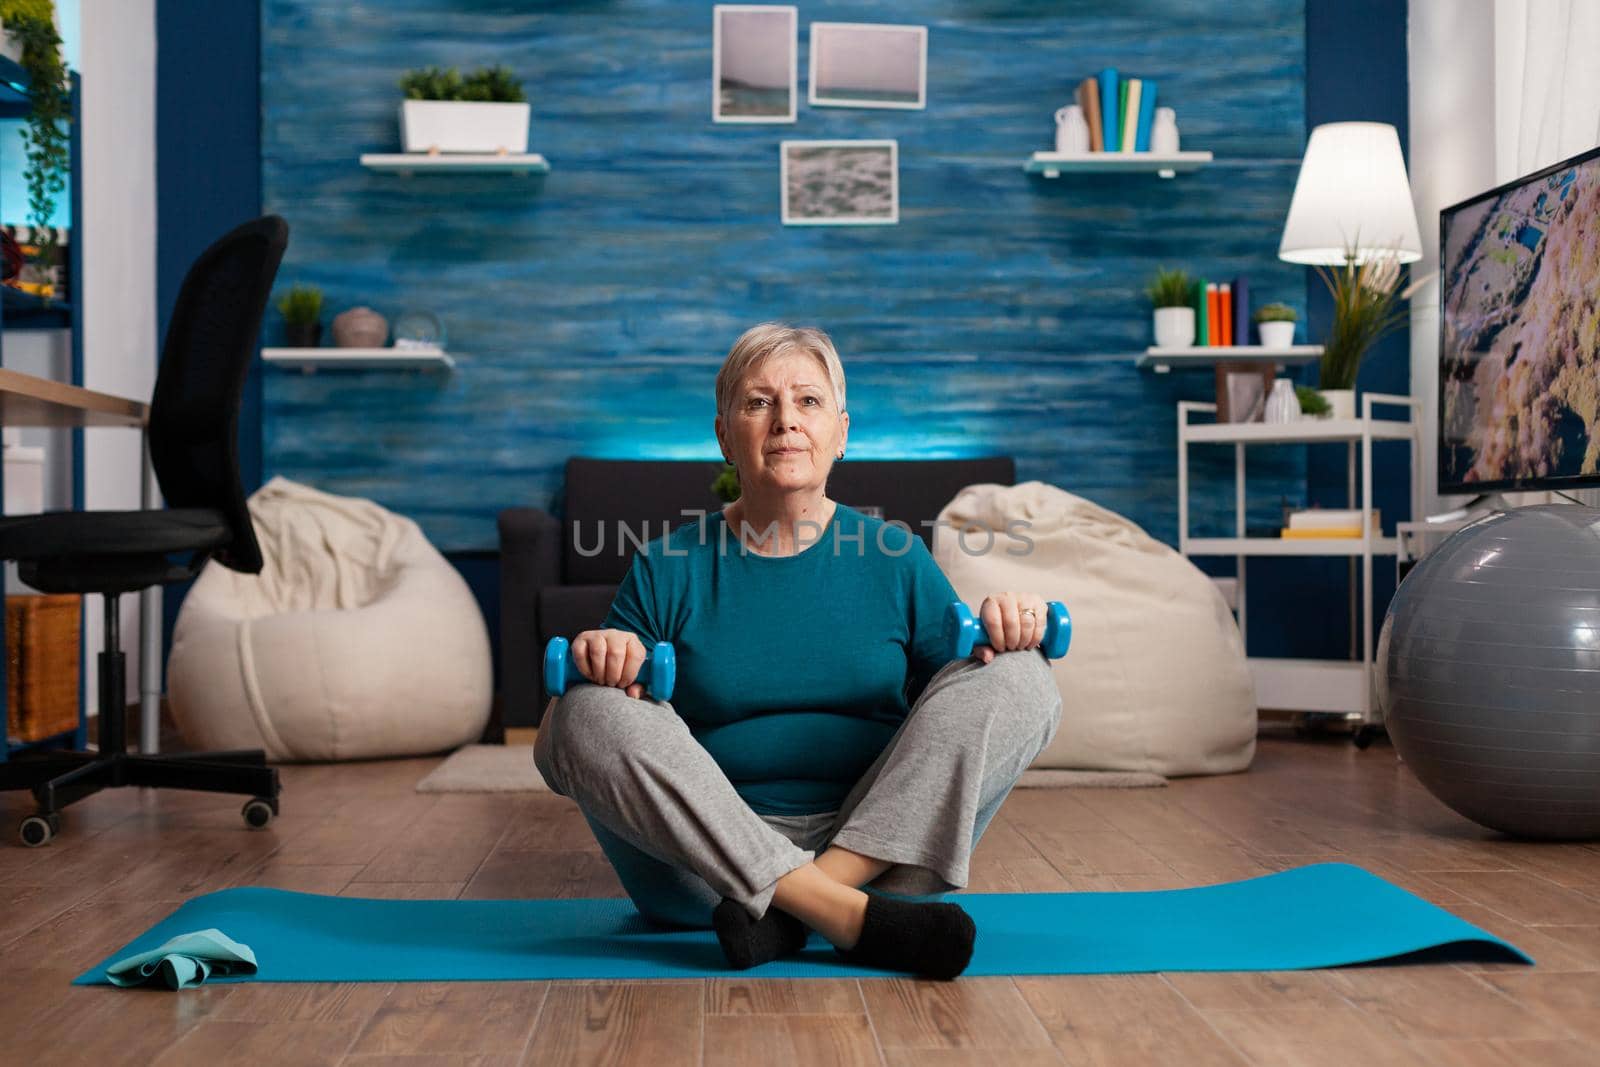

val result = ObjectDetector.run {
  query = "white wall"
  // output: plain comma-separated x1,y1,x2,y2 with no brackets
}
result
78,0,158,714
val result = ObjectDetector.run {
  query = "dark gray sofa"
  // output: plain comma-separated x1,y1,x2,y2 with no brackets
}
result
497,456,1015,727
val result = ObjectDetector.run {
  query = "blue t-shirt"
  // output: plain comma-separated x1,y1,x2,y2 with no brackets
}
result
601,504,959,815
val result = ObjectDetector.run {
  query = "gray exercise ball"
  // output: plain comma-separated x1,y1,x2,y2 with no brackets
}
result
1377,505,1600,840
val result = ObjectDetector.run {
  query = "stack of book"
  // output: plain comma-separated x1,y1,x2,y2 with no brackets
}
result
1280,509,1381,539
1188,276,1252,347
1073,68,1158,153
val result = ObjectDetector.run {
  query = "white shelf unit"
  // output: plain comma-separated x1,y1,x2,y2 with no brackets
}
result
1024,150,1213,179
262,347,456,372
1138,345,1323,373
1177,394,1421,729
359,153,550,175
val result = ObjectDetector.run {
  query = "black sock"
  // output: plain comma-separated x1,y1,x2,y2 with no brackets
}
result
712,897,811,969
835,895,976,981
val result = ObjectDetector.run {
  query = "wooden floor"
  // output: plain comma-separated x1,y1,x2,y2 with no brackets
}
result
2,730,1598,1067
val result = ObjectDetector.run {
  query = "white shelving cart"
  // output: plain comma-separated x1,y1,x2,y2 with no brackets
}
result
1177,393,1421,744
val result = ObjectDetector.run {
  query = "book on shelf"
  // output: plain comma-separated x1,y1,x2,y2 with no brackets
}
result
1116,78,1129,151
1219,283,1233,346
1286,509,1381,531
1231,276,1251,346
1134,79,1156,150
1099,68,1120,154
1077,77,1104,151
1194,278,1209,345
1121,79,1142,152
1281,528,1368,539
1206,283,1220,346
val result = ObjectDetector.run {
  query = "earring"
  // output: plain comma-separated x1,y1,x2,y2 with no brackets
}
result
836,450,844,459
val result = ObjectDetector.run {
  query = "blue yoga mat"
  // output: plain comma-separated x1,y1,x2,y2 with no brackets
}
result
73,863,1530,985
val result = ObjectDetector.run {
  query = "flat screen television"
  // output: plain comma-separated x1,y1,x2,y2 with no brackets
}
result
1438,143,1600,495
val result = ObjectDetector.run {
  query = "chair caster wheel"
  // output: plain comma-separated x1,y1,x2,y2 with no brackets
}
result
1353,725,1383,750
20,812,59,847
242,797,276,829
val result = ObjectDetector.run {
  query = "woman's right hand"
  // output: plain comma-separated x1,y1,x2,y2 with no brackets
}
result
570,629,648,699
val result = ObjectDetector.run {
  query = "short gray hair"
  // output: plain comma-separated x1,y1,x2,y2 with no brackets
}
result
715,322,847,423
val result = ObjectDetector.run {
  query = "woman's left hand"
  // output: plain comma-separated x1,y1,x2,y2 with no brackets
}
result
975,592,1049,664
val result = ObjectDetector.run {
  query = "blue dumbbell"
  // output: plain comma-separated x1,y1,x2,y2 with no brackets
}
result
544,636,677,701
946,601,1072,660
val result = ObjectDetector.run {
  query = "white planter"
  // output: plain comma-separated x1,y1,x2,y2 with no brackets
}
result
1257,320,1296,348
1153,306,1196,348
401,100,530,154
1320,388,1356,420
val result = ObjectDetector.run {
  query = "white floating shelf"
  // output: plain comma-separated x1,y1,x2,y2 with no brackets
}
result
262,347,456,372
1138,345,1323,372
1025,150,1213,178
1183,417,1416,445
360,153,550,175
1186,536,1399,558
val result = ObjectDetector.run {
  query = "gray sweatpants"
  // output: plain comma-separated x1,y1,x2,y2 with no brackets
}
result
533,649,1063,929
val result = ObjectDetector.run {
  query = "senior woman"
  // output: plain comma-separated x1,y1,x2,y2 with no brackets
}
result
533,323,1062,980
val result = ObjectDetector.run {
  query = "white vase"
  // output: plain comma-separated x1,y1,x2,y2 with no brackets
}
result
401,100,531,154
1257,320,1296,348
1053,105,1090,154
1153,306,1196,348
1263,378,1301,423
1321,388,1356,420
1150,108,1180,153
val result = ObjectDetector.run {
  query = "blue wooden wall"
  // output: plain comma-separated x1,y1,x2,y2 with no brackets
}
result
260,0,1310,552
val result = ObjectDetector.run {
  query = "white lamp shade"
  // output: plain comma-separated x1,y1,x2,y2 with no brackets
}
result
1278,122,1422,265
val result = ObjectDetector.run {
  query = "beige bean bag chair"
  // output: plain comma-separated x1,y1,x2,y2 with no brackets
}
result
168,477,492,761
934,482,1254,776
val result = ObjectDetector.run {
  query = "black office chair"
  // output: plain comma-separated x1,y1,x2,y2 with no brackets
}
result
0,215,288,847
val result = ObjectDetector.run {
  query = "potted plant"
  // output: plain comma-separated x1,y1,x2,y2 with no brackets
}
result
1294,385,1330,418
399,64,530,154
711,463,740,504
1253,303,1298,349
276,285,324,348
1315,247,1419,419
1145,267,1195,348
1,0,68,294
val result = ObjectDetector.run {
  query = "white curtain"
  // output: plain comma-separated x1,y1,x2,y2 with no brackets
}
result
1493,0,1600,180
1492,1,1600,506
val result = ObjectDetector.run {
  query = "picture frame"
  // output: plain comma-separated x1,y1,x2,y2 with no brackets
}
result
713,5,798,123
780,140,899,226
1214,362,1275,424
808,23,927,110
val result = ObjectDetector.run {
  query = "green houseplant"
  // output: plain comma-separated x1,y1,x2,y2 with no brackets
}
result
711,463,741,504
0,0,69,294
276,284,324,348
398,64,530,154
1146,266,1195,348
1294,385,1330,417
1252,302,1298,348
1314,247,1422,416
400,64,527,103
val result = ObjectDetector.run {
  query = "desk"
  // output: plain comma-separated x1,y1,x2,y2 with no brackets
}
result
0,368,162,757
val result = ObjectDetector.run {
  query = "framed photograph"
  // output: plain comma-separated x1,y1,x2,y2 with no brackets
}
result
1214,362,1275,423
713,5,797,123
781,140,899,226
808,23,927,110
